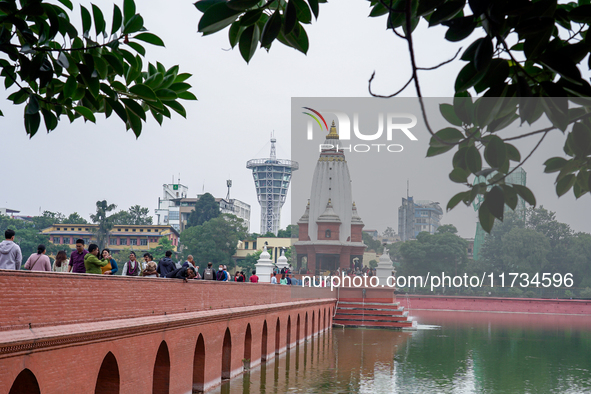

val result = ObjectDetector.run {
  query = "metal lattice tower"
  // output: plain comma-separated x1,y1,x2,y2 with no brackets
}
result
247,137,299,235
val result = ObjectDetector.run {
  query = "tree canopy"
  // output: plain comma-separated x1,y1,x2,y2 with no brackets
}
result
186,192,220,228
89,200,116,249
181,214,247,270
0,0,195,137
195,0,591,233
110,204,153,225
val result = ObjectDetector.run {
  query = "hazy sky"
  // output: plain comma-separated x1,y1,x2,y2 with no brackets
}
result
1,0,589,237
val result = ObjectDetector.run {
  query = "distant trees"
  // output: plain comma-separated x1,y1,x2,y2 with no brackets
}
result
0,214,67,261
187,193,220,228
111,205,153,225
90,200,117,250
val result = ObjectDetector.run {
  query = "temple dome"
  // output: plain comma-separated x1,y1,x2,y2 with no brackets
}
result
316,199,341,223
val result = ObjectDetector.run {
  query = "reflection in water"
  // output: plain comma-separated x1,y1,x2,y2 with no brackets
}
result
212,312,591,393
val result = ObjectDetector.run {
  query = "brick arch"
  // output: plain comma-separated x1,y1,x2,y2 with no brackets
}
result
296,314,301,344
287,315,292,349
193,334,205,392
9,369,40,394
261,320,268,361
323,308,326,329
275,317,281,354
95,351,119,394
244,324,252,370
305,312,308,339
318,309,321,333
222,328,232,379
153,341,170,394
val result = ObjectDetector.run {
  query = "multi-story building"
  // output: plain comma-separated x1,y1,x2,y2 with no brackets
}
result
398,198,443,240
155,184,251,232
41,224,179,253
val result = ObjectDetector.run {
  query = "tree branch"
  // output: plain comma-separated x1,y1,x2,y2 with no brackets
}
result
368,71,413,98
416,48,462,71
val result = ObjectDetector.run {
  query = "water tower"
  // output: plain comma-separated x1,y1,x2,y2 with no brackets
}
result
247,136,299,235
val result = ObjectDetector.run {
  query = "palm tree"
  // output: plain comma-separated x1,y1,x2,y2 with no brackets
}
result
90,200,117,249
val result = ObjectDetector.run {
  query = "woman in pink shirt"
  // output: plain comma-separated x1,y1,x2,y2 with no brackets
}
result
24,245,52,271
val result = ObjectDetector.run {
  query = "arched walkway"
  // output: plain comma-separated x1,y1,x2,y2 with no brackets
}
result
222,328,232,379
244,324,252,370
275,318,281,354
193,334,205,392
9,369,40,394
287,316,291,349
95,352,120,394
153,341,170,394
296,314,301,344
261,320,268,361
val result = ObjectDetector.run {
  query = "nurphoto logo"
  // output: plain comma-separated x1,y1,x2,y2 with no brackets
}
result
302,106,419,153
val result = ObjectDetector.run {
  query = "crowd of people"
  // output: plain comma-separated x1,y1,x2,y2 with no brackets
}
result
0,229,299,284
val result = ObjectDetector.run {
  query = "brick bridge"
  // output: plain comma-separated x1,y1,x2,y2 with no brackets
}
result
0,270,336,393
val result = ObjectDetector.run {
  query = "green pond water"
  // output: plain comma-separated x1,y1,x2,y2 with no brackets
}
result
212,311,591,393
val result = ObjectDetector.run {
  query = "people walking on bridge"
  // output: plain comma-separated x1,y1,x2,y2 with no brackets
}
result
157,251,176,278
250,270,259,283
52,250,69,273
0,229,22,270
202,262,216,280
100,249,118,275
84,244,108,274
24,244,51,271
68,239,87,273
121,251,141,276
166,266,196,282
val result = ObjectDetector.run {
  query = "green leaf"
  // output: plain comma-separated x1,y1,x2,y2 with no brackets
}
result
178,91,198,100
474,36,492,71
25,112,41,137
556,174,576,197
429,0,464,26
80,5,91,36
439,103,462,126
280,24,309,53
430,127,464,147
449,168,469,183
25,95,39,115
126,107,142,137
239,25,260,63
164,100,187,117
229,21,244,48
174,73,192,83
261,10,281,48
195,0,226,12
156,89,178,101
284,1,297,34
240,9,263,26
544,157,568,173
123,14,144,34
106,97,127,122
144,73,164,89
227,0,260,11
103,53,125,75
292,0,312,24
442,16,475,42
455,62,485,92
112,4,122,35
129,83,157,101
512,184,536,206
447,191,470,211
483,135,506,168
127,41,146,56
73,106,96,123
466,145,482,174
169,82,191,92
123,0,136,24
505,143,521,162
92,4,106,36
571,122,591,157
134,32,166,47
478,201,495,233
41,108,58,132
57,0,73,11
121,98,146,121
307,0,319,19
500,184,518,211
199,2,241,34
485,186,504,220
